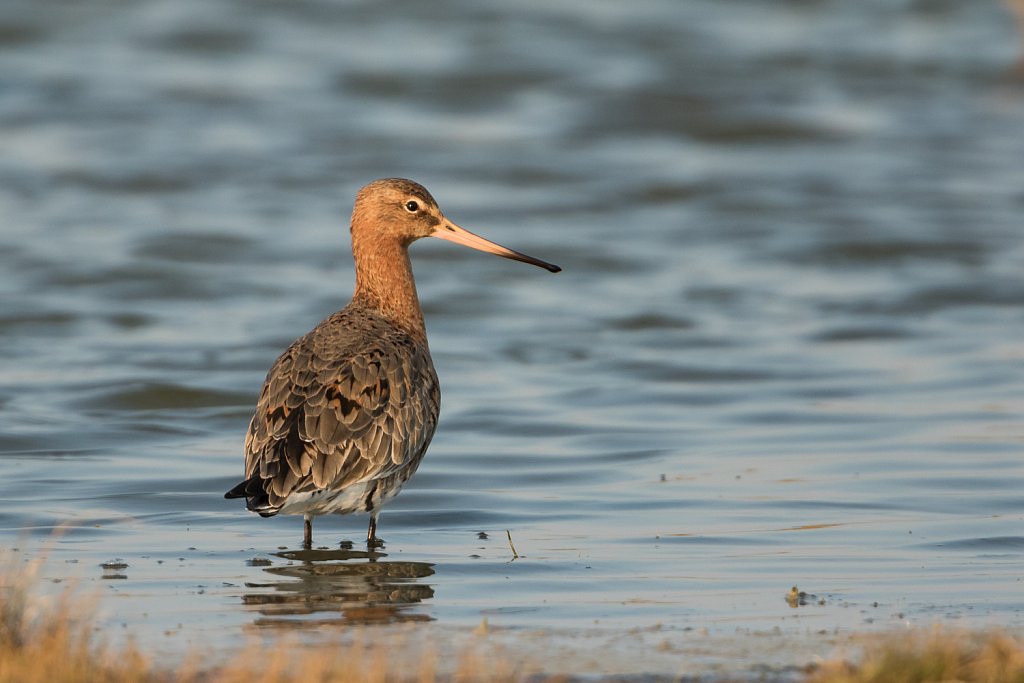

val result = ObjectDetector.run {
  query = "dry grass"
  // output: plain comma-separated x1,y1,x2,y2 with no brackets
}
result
0,557,153,683
2,559,1023,683
809,628,1024,683
0,558,538,683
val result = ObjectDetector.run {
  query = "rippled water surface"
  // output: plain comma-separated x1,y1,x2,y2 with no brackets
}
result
2,0,1023,678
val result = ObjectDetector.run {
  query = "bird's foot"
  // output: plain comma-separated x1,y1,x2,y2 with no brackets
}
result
303,515,313,549
366,513,382,548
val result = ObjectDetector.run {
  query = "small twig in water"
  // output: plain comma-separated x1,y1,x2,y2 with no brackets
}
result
505,529,519,559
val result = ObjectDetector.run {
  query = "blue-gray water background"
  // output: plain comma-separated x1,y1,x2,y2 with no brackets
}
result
1,0,1023,678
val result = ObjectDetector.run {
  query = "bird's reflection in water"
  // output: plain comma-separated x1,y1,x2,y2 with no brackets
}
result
242,547,435,628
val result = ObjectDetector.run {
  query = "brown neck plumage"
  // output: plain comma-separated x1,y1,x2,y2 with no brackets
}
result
350,231,427,339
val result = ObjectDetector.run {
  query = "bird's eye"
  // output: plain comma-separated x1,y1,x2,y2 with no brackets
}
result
405,200,420,212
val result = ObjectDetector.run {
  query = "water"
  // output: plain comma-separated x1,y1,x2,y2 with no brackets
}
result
1,0,1023,678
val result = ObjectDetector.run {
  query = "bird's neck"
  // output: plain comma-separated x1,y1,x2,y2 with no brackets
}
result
351,237,427,338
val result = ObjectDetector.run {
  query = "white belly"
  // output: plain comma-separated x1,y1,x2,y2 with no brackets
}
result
275,478,404,517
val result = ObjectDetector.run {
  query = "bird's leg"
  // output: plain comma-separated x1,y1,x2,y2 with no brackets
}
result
367,512,384,548
303,514,313,549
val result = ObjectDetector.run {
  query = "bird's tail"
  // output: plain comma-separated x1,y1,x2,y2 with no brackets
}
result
224,477,280,518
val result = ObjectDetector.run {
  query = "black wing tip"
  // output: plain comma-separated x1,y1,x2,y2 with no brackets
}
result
225,477,281,516
224,480,250,499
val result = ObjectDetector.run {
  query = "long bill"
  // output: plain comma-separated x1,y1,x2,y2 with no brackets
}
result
431,221,561,273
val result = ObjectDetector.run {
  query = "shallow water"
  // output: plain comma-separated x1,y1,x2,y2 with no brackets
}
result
2,0,1023,678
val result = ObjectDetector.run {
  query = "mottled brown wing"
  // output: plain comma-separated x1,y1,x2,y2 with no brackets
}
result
243,328,439,510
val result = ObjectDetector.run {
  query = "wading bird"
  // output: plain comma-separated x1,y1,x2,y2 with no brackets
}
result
225,178,560,547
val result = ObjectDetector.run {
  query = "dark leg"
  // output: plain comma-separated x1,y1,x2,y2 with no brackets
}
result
367,512,383,548
303,514,312,548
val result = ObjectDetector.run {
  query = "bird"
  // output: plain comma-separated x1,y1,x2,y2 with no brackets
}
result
225,178,560,548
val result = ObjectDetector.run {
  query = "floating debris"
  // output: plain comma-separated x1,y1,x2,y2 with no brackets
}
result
506,530,519,560
100,560,128,580
786,585,823,607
